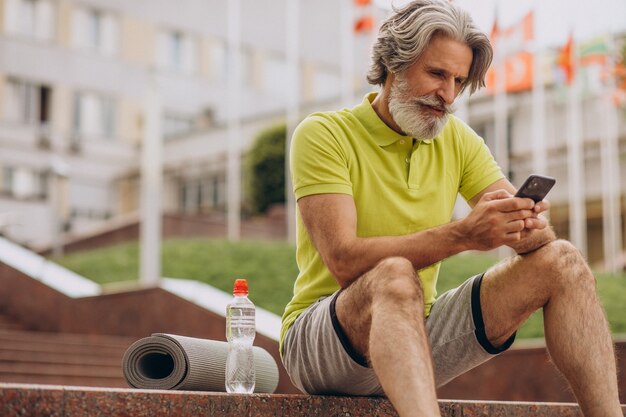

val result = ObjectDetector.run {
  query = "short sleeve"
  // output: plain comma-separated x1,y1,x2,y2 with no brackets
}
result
290,115,353,200
455,120,505,202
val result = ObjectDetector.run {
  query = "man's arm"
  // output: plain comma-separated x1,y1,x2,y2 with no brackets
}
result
468,178,557,254
299,186,540,288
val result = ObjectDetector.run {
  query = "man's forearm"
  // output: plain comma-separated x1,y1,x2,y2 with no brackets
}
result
329,221,469,287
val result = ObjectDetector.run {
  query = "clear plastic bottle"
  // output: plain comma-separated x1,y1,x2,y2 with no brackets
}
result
225,278,256,393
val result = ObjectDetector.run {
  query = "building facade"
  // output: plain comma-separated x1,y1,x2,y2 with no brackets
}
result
0,0,624,268
0,0,365,248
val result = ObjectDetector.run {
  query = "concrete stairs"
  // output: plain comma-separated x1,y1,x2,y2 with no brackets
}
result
0,310,133,388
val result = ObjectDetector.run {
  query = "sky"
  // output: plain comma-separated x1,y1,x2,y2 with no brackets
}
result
375,0,626,49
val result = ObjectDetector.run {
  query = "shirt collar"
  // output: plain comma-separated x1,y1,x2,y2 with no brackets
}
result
352,92,434,147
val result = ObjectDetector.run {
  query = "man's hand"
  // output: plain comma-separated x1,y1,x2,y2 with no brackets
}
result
459,189,549,251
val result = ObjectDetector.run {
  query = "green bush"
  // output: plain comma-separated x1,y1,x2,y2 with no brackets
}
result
246,123,287,214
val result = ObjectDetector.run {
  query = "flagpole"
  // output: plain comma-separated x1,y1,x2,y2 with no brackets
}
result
285,0,299,244
600,34,622,272
226,0,242,241
494,33,510,260
454,93,471,220
341,0,355,107
531,42,547,178
566,34,587,257
139,74,162,286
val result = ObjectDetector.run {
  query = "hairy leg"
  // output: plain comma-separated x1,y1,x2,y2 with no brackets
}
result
335,257,440,417
480,240,621,417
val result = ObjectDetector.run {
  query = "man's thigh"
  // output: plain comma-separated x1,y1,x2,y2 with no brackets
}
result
426,273,515,387
478,242,573,347
281,293,384,395
282,274,516,394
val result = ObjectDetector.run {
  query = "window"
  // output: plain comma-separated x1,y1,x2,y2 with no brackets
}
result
178,175,225,213
163,114,194,139
311,67,342,101
264,55,288,98
157,30,196,74
207,39,227,82
4,78,51,125
180,180,201,213
73,92,116,139
4,0,55,41
0,165,47,199
71,7,119,56
2,166,15,195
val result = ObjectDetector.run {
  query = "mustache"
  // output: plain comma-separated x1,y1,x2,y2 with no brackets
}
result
413,96,455,115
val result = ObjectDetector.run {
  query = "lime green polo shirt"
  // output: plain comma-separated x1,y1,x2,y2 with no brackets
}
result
280,92,503,351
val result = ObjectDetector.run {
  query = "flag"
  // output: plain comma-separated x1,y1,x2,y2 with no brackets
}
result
489,12,499,42
353,0,373,34
554,34,612,98
579,36,609,66
486,11,535,94
557,34,575,85
354,15,374,33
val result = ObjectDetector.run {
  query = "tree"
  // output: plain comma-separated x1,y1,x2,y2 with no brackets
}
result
245,123,286,214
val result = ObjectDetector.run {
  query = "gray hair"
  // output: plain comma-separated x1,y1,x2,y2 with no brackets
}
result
367,0,493,95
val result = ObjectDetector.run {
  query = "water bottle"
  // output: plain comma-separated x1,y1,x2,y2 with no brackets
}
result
225,278,256,393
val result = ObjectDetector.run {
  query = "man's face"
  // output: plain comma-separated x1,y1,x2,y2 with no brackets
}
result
388,35,473,140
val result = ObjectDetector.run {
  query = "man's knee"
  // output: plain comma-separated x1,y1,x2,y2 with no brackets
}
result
371,257,423,303
525,239,595,288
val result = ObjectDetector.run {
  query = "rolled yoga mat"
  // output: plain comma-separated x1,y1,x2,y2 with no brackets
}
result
122,333,279,393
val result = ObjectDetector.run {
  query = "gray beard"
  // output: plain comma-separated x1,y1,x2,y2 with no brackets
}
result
388,76,453,140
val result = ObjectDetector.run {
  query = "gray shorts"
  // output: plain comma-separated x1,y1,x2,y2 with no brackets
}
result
281,273,515,395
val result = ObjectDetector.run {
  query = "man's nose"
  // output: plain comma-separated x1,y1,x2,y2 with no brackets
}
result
438,78,456,105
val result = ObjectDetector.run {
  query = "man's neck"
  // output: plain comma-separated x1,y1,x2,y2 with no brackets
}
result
371,87,405,135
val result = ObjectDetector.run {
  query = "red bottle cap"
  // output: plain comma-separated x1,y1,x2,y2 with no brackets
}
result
233,279,249,296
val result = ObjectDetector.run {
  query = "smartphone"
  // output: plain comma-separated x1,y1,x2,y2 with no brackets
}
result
514,174,556,203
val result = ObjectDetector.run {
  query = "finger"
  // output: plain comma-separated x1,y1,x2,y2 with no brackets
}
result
524,217,548,230
504,209,536,221
534,200,551,213
482,189,514,202
503,219,525,233
494,197,534,212
503,230,522,244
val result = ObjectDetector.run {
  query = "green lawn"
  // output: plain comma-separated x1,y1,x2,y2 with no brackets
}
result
55,239,626,339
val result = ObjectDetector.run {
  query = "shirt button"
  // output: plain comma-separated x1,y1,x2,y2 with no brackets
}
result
405,156,410,163
399,140,405,144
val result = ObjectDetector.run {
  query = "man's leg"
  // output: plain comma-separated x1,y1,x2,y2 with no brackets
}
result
480,239,621,417
335,256,440,417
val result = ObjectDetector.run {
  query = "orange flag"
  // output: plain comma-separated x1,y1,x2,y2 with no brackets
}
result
557,34,575,85
486,11,535,93
354,15,374,33
613,61,626,106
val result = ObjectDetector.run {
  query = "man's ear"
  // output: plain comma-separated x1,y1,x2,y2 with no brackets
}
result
381,72,395,95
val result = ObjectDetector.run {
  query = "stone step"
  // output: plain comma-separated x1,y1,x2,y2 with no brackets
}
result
0,328,133,388
0,361,122,379
0,341,127,358
0,329,134,348
0,329,132,359
3,383,623,417
0,312,27,331
0,340,127,357
0,374,127,388
0,350,122,367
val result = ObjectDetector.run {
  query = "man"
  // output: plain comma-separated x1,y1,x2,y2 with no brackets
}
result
279,1,622,416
